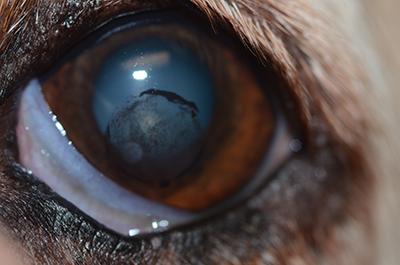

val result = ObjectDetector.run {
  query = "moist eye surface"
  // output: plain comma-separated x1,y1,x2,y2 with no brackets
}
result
93,36,215,184
15,10,293,237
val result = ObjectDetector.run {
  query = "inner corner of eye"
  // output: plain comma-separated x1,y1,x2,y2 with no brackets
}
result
14,13,293,237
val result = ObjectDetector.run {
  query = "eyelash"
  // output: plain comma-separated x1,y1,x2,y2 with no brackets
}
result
1,0,301,241
0,1,368,264
1,0,296,228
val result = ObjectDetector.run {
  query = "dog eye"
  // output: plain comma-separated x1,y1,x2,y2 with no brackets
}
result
15,11,294,237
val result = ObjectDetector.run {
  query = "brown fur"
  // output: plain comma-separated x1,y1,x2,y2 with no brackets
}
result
0,1,375,264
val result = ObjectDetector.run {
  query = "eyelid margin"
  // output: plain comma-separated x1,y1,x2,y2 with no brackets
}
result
16,79,197,237
16,77,294,237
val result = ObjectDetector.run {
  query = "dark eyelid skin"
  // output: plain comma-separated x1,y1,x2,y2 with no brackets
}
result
0,1,374,264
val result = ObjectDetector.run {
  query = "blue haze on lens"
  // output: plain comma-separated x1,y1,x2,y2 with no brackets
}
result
93,38,214,132
92,37,215,182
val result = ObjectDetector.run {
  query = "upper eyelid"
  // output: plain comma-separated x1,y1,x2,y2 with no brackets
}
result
0,2,372,263
0,1,365,151
194,0,367,149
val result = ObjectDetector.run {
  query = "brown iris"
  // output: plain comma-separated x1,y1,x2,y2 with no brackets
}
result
40,17,274,212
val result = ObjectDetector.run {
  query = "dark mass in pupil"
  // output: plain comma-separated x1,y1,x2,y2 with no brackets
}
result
140,89,199,118
92,37,215,185
106,88,203,185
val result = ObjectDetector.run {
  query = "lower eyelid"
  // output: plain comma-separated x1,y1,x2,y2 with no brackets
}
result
16,78,294,238
8,6,300,242
17,79,193,236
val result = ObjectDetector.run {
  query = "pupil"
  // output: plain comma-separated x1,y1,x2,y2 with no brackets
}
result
92,37,215,184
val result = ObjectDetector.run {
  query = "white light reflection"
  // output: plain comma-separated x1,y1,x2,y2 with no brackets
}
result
51,113,67,137
129,220,170,237
158,220,169,228
151,221,159,229
132,70,148,80
129,229,141,237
